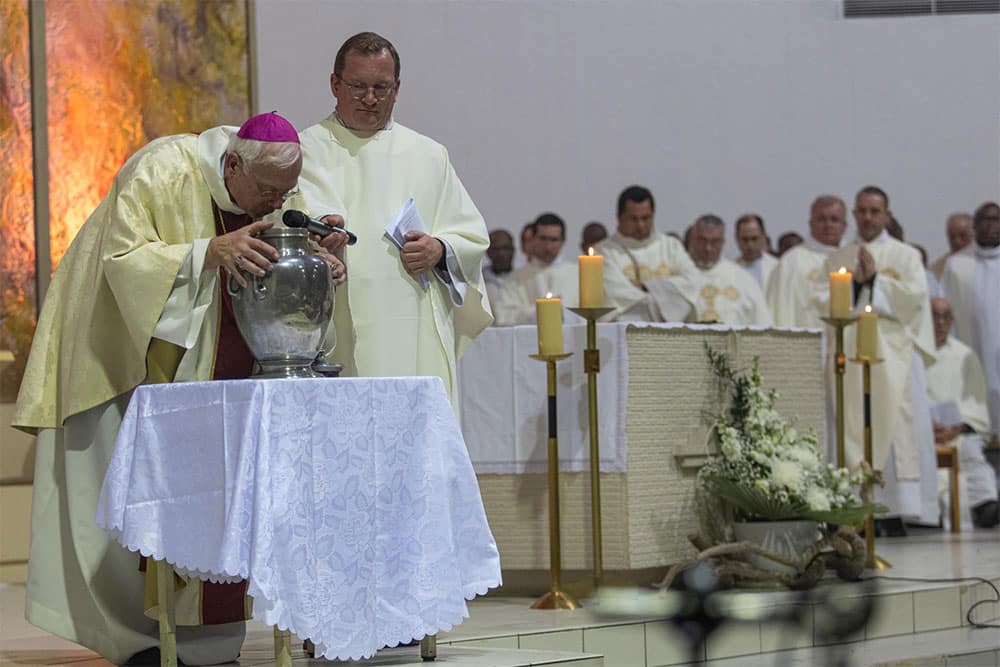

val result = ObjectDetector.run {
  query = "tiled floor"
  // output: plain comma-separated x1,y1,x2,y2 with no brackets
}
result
1,530,997,666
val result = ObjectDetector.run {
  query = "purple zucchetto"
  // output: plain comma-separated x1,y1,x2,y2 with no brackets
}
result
236,111,299,144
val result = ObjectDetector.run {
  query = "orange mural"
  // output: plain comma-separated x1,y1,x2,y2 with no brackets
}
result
0,0,249,401
0,0,35,402
46,0,251,265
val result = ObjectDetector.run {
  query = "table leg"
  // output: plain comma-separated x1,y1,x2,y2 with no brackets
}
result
155,560,177,667
950,454,961,534
274,628,292,667
420,634,437,661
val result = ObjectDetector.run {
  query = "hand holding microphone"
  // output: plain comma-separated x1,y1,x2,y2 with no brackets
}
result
282,210,358,250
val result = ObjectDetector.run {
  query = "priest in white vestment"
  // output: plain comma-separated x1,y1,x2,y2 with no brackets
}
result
734,213,778,291
483,229,515,313
940,201,1000,439
925,297,999,528
822,187,937,525
493,213,580,325
688,215,771,326
930,212,974,280
595,185,702,322
297,32,491,406
766,195,849,329
12,114,337,664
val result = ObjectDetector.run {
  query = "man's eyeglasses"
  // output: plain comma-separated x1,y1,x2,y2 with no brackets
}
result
344,81,395,101
256,181,299,203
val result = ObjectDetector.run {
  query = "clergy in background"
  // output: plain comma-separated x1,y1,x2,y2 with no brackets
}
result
930,212,974,280
734,213,778,291
12,113,332,664
688,215,771,326
298,32,491,406
940,201,1000,440
596,185,702,322
829,186,937,529
493,213,580,325
580,220,608,254
925,297,998,528
766,195,848,329
483,228,515,311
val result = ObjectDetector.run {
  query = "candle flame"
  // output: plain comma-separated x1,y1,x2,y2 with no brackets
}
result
588,246,595,256
545,292,553,299
864,304,873,313
838,266,847,274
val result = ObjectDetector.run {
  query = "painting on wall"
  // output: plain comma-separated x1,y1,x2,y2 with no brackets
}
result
0,0,35,402
0,0,250,402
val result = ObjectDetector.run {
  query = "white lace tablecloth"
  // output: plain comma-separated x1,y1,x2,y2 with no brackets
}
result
95,377,502,661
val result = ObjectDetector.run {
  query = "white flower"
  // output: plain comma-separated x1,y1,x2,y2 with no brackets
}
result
770,460,801,492
806,487,832,511
754,479,771,494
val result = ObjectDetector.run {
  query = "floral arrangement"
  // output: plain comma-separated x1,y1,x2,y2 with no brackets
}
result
699,345,881,525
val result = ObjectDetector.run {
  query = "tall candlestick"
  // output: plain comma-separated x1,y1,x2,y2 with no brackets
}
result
536,293,563,355
857,305,878,359
579,248,604,308
829,266,852,318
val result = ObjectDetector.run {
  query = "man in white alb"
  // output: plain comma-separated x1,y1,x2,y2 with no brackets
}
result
595,185,702,322
297,32,492,406
940,201,1000,441
734,213,778,291
930,212,974,280
493,213,579,325
829,186,937,529
766,195,848,329
687,214,771,326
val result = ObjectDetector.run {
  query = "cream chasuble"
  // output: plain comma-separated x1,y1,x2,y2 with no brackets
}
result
694,258,772,326
940,244,1000,436
765,238,837,329
298,116,491,405
820,234,935,496
736,252,778,292
13,127,255,664
493,261,581,326
595,231,701,322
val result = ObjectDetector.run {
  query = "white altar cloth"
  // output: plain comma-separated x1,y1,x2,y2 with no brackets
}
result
95,377,502,661
459,323,629,474
459,322,820,475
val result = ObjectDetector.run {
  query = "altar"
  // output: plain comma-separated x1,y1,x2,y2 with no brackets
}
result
459,323,826,584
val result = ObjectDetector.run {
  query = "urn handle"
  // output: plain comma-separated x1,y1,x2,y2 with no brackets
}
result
226,272,242,296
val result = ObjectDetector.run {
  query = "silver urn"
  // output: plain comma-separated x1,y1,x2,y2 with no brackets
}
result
227,228,338,378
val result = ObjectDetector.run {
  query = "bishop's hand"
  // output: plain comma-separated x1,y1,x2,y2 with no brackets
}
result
205,220,277,288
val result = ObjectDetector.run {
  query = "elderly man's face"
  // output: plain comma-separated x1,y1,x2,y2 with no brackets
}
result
690,223,724,269
853,192,890,242
618,199,655,241
225,153,302,219
533,223,565,265
974,205,1000,248
331,49,399,133
946,215,974,253
487,231,515,274
930,297,953,349
736,219,767,262
809,203,848,247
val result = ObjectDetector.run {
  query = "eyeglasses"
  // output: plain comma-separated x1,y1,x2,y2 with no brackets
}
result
255,181,299,203
343,81,395,101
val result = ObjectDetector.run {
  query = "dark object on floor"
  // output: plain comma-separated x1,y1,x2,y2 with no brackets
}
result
972,500,999,528
874,517,908,537
124,648,187,665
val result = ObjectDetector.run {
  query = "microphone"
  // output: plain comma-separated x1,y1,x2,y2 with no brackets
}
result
282,210,358,245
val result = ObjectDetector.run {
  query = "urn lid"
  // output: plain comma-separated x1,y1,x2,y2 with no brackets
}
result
259,227,310,240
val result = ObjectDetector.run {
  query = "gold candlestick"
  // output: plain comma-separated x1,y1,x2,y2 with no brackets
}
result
568,306,614,590
851,355,891,570
821,316,857,468
529,351,580,610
